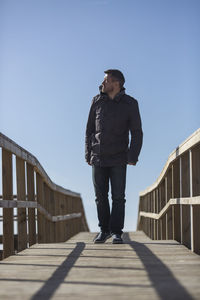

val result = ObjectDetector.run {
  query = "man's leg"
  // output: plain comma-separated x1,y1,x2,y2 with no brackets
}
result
92,165,110,233
110,164,127,236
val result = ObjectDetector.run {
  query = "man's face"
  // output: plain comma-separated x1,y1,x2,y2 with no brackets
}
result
101,74,117,93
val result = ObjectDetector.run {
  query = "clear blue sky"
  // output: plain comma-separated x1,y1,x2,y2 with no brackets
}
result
0,0,199,232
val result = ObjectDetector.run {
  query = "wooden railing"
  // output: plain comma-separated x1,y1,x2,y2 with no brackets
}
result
137,128,200,255
0,132,89,260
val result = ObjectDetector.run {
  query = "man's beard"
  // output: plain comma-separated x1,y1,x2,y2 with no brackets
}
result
102,85,113,93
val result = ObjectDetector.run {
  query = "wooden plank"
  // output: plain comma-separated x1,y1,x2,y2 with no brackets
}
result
161,215,166,240
0,133,80,198
167,207,173,239
173,204,181,242
54,191,59,242
182,205,191,249
193,205,200,254
36,173,45,243
192,143,200,196
43,183,50,243
157,219,161,240
49,189,55,242
173,159,180,197
16,157,27,252
1,231,200,299
2,149,14,258
181,151,190,197
160,180,165,209
69,196,73,238
26,163,36,246
139,196,200,221
59,193,65,242
140,128,200,196
64,195,70,241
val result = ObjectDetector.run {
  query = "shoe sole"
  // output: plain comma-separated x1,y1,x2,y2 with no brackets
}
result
93,234,112,243
112,240,123,244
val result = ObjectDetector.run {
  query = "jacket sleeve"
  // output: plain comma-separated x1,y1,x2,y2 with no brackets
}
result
127,100,143,164
85,98,95,163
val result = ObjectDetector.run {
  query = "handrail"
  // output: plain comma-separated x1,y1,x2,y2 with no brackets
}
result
137,128,200,255
140,128,200,196
0,132,89,260
0,132,80,197
0,200,82,222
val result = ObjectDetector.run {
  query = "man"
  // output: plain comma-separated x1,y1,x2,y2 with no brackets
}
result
85,69,143,244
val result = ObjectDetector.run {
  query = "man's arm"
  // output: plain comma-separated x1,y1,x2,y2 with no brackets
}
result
127,100,143,165
85,98,95,165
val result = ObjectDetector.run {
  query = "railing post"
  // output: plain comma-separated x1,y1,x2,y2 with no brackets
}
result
189,149,194,252
49,189,56,242
179,156,183,244
191,144,200,254
60,193,65,242
64,195,70,240
161,180,166,239
27,163,36,246
16,157,27,252
36,173,45,243
153,190,157,239
43,183,50,243
2,149,14,258
181,152,191,249
173,159,181,242
157,187,161,239
54,191,60,242
166,168,173,239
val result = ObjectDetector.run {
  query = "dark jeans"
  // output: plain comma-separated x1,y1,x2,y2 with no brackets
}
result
92,164,127,235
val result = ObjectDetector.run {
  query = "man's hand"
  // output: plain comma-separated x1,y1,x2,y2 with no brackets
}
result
87,162,92,166
128,162,136,166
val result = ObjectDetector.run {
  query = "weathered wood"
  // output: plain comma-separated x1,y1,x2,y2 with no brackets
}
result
36,173,45,243
182,205,191,249
181,152,190,197
43,183,50,243
54,191,60,242
49,188,55,242
157,219,161,240
2,149,14,258
161,215,166,240
16,157,27,251
166,206,173,239
138,131,200,255
173,204,181,242
140,128,200,196
192,143,200,196
0,200,81,221
173,159,180,197
193,205,200,254
26,163,36,246
139,196,200,220
0,231,200,300
0,132,80,198
160,180,165,209
0,132,89,261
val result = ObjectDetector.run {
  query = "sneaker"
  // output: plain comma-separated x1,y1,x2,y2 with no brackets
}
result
93,232,111,243
112,233,123,244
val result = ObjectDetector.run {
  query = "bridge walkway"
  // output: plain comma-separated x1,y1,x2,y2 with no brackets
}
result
0,231,200,300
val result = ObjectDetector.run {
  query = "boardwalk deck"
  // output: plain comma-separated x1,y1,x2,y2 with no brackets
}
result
0,231,200,300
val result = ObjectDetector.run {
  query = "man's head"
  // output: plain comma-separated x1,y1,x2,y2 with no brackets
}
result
101,69,125,94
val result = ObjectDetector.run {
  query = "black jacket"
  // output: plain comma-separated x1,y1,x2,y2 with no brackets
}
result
85,86,143,167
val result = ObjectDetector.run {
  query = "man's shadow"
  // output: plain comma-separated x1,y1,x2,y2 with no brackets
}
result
123,232,193,300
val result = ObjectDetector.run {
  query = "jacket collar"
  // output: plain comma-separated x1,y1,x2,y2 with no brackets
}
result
99,85,126,102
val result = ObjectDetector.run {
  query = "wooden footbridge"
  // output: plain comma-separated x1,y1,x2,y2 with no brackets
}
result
0,130,200,299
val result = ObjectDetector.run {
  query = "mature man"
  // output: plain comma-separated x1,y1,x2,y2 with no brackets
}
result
85,69,143,244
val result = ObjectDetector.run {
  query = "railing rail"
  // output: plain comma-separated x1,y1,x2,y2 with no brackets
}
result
137,128,200,254
0,132,89,260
